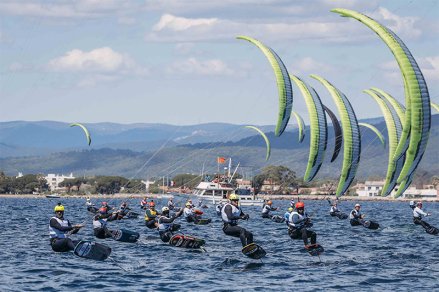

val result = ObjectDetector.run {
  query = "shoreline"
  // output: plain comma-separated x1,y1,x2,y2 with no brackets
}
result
1,193,437,202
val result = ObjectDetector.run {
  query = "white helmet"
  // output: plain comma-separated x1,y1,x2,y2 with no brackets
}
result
162,206,169,212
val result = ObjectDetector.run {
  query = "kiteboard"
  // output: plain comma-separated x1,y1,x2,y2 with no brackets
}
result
425,226,439,235
336,213,348,220
271,215,285,223
363,220,380,230
242,243,266,260
74,241,111,261
305,244,324,256
195,218,212,225
169,234,205,249
111,229,140,243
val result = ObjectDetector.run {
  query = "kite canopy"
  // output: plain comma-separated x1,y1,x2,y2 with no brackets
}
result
244,126,271,161
323,105,343,163
332,8,431,185
311,74,360,197
358,122,386,148
290,75,327,182
291,111,305,143
70,123,91,146
237,35,293,136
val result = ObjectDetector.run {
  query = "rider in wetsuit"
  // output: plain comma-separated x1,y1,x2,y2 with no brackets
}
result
284,207,294,223
140,197,148,209
144,201,159,229
349,203,364,226
330,202,341,216
221,194,253,247
183,202,202,223
167,198,175,210
156,207,184,242
93,207,117,239
413,201,432,229
287,202,316,249
49,204,84,252
261,200,278,218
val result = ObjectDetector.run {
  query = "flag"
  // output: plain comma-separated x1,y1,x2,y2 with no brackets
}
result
217,157,226,164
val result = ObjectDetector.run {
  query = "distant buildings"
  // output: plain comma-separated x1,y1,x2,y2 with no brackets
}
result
355,181,438,200
45,173,75,191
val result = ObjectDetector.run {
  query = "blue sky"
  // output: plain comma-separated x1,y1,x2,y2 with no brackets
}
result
1,0,438,126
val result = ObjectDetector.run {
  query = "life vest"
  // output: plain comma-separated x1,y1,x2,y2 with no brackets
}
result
262,205,272,215
93,217,107,229
49,217,70,239
288,211,307,228
349,209,361,220
140,200,148,207
330,206,339,213
183,207,194,218
144,209,157,221
157,215,171,232
221,203,241,225
284,211,291,221
413,207,427,219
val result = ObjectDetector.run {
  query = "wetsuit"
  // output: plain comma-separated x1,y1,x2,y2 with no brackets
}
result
140,200,148,209
261,205,277,218
330,206,340,216
49,217,80,252
221,203,252,247
156,210,183,242
349,209,363,226
144,208,159,229
93,213,117,239
413,207,432,229
288,211,316,246
167,200,175,210
183,207,200,223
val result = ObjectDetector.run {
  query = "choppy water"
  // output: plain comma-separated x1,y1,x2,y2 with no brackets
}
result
0,197,438,291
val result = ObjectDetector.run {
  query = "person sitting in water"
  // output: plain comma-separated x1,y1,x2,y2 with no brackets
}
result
86,198,98,213
221,194,253,247
216,202,224,216
115,202,131,219
49,204,84,252
140,197,148,209
183,202,203,223
413,201,432,229
330,202,341,216
261,200,278,218
93,207,117,239
167,198,175,210
290,199,295,209
349,203,365,226
144,201,160,229
287,202,316,249
156,207,184,243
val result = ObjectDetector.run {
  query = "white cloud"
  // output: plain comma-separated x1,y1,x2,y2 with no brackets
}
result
290,57,334,74
374,7,421,39
419,56,439,82
147,13,364,43
48,47,143,74
166,57,234,76
78,74,118,88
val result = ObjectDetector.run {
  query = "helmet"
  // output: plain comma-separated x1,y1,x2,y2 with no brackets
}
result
185,202,192,207
229,194,239,201
267,200,273,205
54,204,65,212
102,202,108,206
355,203,361,208
295,202,305,209
288,207,293,212
149,202,155,207
162,206,169,212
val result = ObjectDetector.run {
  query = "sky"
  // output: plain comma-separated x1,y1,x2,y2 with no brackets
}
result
1,0,438,126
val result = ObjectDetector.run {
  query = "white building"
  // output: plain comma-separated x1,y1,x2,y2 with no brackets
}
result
45,173,75,191
356,181,384,197
401,185,438,200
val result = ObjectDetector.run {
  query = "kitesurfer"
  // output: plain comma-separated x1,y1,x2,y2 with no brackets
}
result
183,202,203,223
284,207,294,223
261,200,278,218
413,202,432,229
221,194,253,247
409,201,416,210
287,202,316,249
86,198,98,213
216,202,224,216
167,198,175,210
349,203,364,226
330,202,341,217
49,204,84,252
140,197,148,209
144,201,159,229
290,199,295,209
157,207,184,242
93,207,117,239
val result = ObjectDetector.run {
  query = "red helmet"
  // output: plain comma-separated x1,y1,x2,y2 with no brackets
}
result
149,201,155,207
295,202,305,209
267,200,273,205
102,202,108,206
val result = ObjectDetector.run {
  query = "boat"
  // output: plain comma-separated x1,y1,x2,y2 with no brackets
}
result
46,194,61,198
192,158,264,206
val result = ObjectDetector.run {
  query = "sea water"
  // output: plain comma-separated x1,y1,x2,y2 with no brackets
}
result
0,197,438,291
